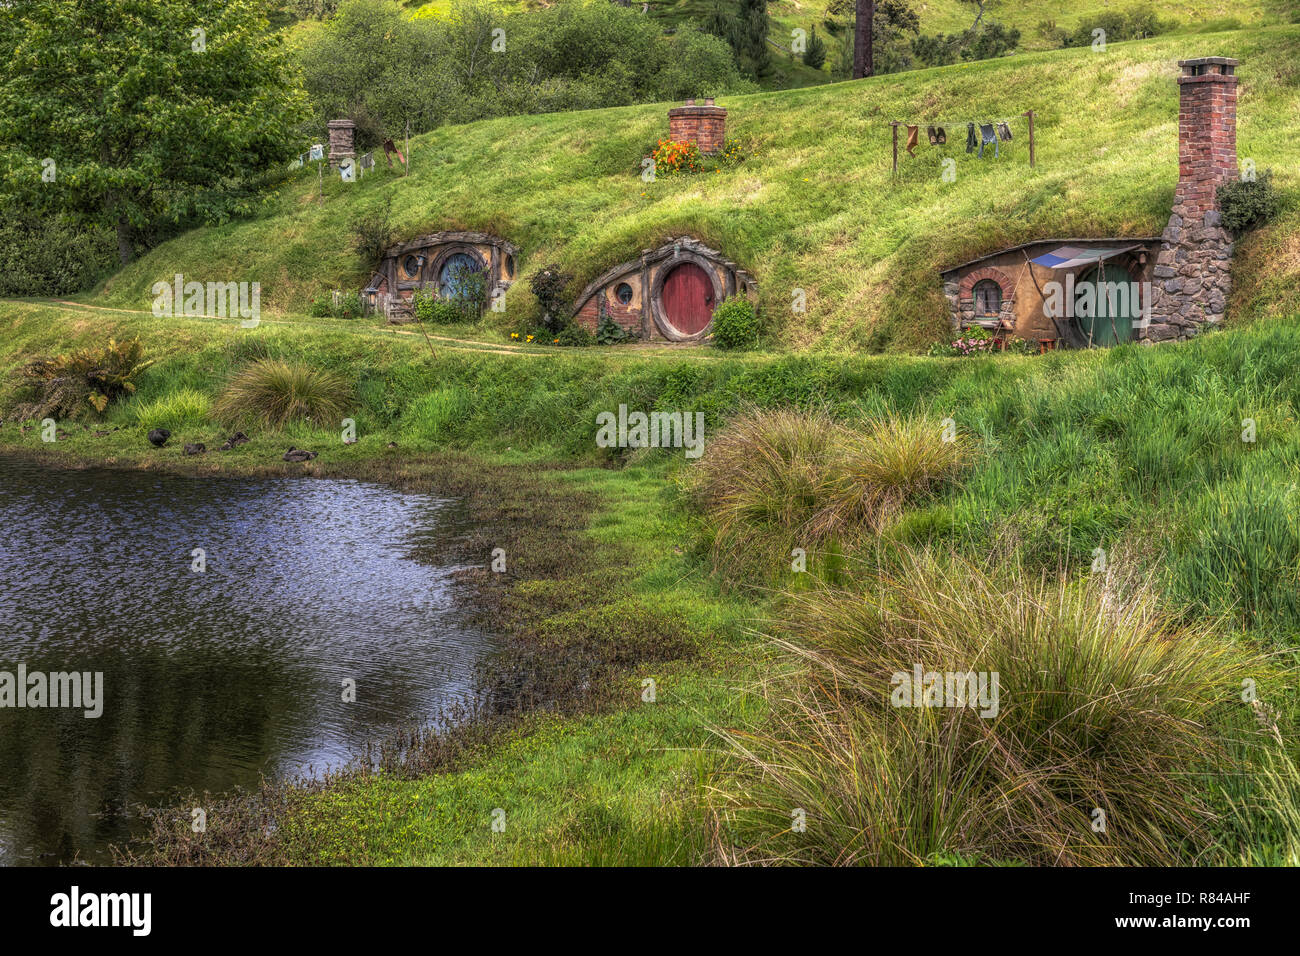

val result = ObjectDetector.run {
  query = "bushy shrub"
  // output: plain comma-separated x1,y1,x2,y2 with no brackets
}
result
596,310,635,345
213,359,352,429
1217,171,1282,235
349,195,395,267
555,322,595,347
529,265,575,334
0,210,116,297
335,291,363,319
430,300,462,325
10,338,153,420
411,288,436,323
308,295,333,318
710,298,761,349
651,138,702,177
710,552,1268,866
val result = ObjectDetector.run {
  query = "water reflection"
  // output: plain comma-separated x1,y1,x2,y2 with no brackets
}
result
0,455,494,864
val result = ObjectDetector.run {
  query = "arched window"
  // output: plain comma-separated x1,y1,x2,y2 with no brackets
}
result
614,282,634,305
973,279,1002,317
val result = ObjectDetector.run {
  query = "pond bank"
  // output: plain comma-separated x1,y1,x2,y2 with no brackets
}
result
0,440,754,865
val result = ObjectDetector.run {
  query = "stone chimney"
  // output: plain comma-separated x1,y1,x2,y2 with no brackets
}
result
668,99,727,155
327,119,356,170
1144,57,1239,341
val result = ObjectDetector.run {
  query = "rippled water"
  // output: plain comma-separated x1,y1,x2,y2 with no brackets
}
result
0,454,495,864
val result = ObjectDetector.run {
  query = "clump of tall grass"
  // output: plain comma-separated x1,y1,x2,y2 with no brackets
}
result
709,550,1272,866
687,407,973,583
132,387,211,432
1165,476,1300,636
213,359,352,429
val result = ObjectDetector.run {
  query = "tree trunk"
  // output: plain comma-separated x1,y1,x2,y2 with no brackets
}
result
115,218,134,264
853,0,874,79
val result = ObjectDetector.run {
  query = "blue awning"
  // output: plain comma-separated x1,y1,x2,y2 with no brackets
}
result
1028,245,1141,270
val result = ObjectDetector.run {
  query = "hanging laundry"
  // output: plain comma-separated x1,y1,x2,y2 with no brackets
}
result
966,123,977,154
997,121,1013,142
906,125,919,157
979,123,998,159
927,126,939,146
936,126,947,145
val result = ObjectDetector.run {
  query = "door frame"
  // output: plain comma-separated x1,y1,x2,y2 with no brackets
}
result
650,251,724,342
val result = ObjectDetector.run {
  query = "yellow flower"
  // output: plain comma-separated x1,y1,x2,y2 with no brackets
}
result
526,335,534,342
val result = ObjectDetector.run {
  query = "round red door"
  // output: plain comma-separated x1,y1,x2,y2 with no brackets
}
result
661,263,715,336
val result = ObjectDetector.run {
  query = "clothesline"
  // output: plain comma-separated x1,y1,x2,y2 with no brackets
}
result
891,116,1023,128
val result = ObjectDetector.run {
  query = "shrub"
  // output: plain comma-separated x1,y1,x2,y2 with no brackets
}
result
132,388,211,432
308,295,333,318
651,138,702,177
411,288,436,323
710,551,1268,865
802,25,827,69
1217,171,1282,235
335,290,363,319
596,309,634,345
557,322,596,347
10,337,153,420
349,194,395,267
529,265,575,334
213,359,352,429
0,210,116,297
710,298,761,349
431,300,462,325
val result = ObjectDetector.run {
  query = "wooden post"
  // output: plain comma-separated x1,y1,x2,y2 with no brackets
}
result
1023,109,1036,169
890,122,899,177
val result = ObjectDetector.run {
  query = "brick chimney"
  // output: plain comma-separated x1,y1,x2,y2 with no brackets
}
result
667,98,727,155
1143,57,1239,342
327,118,356,169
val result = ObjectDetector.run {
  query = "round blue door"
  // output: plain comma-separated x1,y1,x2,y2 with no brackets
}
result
438,253,481,300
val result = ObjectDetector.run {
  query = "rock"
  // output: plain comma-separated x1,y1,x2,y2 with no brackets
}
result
1154,265,1176,279
283,447,318,462
147,428,170,448
183,443,206,456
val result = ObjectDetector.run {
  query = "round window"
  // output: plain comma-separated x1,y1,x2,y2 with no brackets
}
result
504,254,516,279
614,282,634,305
403,255,422,279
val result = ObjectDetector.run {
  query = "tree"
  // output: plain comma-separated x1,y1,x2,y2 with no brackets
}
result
0,0,307,264
803,25,827,70
853,0,874,78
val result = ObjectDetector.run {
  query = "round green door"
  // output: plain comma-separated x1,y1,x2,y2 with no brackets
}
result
1074,265,1137,347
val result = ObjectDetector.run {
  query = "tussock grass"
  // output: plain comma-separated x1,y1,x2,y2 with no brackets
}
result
687,407,974,582
212,359,352,430
709,550,1275,866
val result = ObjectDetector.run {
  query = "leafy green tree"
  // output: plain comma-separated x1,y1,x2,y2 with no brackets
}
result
0,0,307,264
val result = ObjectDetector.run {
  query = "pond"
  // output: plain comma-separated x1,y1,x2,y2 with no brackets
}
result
0,454,496,865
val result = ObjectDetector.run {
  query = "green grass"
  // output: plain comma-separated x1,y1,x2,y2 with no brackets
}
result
75,24,1300,353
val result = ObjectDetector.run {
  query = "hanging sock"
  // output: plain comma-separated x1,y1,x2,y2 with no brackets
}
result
906,125,919,157
927,126,939,146
966,123,977,154
997,121,1013,142
936,126,947,145
979,123,998,159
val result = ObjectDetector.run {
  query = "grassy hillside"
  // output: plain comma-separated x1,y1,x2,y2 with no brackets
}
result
84,25,1300,352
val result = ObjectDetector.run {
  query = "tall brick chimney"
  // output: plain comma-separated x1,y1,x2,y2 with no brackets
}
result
327,118,356,170
668,98,727,155
1144,57,1239,341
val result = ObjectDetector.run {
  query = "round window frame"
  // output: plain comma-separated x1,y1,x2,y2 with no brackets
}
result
613,282,634,306
402,254,424,281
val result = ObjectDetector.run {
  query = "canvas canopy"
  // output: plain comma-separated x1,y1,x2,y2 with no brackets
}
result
1028,245,1141,270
